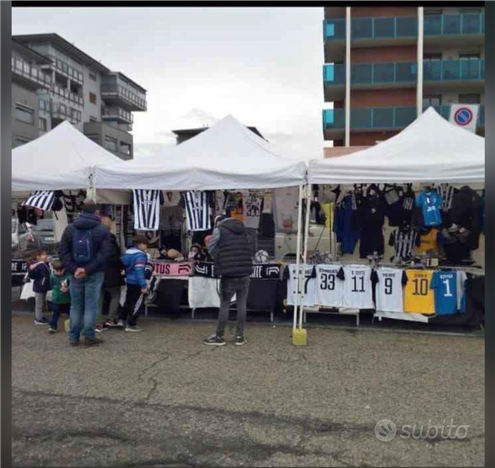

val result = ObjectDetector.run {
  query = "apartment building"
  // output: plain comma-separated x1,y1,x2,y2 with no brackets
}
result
322,6,485,154
12,33,147,160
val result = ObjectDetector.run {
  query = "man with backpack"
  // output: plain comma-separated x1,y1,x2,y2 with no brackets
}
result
58,205,112,347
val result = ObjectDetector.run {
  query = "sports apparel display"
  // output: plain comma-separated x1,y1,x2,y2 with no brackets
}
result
371,267,407,313
315,264,345,308
430,270,458,315
285,265,317,307
333,194,360,255
416,189,443,227
416,228,442,254
456,270,467,313
273,187,299,232
23,191,55,211
389,229,418,260
132,189,162,231
243,190,264,229
162,191,181,207
183,191,212,232
341,265,374,309
403,270,435,315
436,184,456,213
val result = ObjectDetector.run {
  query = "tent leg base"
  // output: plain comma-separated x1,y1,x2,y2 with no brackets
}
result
292,328,307,346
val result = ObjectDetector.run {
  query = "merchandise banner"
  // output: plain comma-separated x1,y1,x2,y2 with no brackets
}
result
193,262,281,280
152,261,193,277
12,259,28,274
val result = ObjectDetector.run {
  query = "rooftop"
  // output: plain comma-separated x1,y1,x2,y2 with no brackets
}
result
12,40,52,65
172,126,265,140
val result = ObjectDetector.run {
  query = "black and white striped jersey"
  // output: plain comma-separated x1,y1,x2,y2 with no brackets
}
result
388,229,419,259
182,191,212,232
132,189,162,231
436,184,456,212
23,191,55,211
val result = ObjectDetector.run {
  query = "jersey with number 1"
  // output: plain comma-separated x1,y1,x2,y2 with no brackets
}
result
342,265,374,309
286,265,317,307
430,270,457,315
315,265,345,307
371,267,407,313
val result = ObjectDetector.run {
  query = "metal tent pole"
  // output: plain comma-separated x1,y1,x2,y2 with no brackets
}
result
293,184,304,331
299,184,312,329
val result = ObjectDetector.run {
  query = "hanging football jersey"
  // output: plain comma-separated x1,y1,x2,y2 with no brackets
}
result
389,229,418,260
341,265,374,309
23,191,55,211
182,191,212,232
430,270,458,315
416,228,442,254
243,190,264,229
456,270,467,313
285,265,317,307
315,264,345,307
403,269,435,315
416,190,443,227
132,189,162,231
371,268,407,313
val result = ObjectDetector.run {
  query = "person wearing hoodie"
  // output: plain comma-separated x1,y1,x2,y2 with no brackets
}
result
28,249,51,326
119,235,150,332
99,215,126,330
58,205,112,347
204,215,253,346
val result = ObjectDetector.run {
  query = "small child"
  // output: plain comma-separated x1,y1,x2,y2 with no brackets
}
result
119,235,150,333
28,249,51,326
48,259,71,333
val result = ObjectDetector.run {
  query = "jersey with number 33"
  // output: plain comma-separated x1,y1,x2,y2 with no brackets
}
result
315,265,345,307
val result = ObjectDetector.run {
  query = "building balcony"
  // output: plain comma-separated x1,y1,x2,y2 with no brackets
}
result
101,84,147,112
324,12,484,61
324,59,484,100
11,57,51,90
102,106,134,124
323,104,485,139
52,84,84,107
42,55,84,84
51,102,82,125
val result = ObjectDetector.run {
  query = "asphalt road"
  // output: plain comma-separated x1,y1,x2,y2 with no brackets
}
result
12,314,484,467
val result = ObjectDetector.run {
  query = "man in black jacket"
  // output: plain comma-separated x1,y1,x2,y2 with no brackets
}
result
204,216,253,346
58,205,112,347
100,215,126,329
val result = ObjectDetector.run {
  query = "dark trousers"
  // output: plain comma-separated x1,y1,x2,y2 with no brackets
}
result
120,284,145,327
49,303,70,330
216,276,251,337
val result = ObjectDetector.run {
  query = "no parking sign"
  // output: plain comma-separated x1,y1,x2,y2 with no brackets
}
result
449,104,479,133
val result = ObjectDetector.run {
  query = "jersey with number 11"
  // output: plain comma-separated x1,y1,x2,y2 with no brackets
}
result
342,265,374,309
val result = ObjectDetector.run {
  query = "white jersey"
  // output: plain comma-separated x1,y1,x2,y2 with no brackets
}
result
315,264,345,307
342,265,374,309
371,267,406,313
285,265,316,307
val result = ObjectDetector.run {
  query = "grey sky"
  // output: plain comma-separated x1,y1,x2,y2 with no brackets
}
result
13,7,328,159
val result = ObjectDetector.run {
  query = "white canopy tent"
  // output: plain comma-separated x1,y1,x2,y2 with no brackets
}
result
94,115,308,190
308,107,485,185
12,121,124,194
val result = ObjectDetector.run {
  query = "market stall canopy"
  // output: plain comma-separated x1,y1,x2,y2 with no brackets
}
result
94,115,308,190
12,121,124,193
308,107,485,184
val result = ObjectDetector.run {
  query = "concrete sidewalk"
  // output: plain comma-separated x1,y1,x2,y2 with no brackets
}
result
12,314,484,467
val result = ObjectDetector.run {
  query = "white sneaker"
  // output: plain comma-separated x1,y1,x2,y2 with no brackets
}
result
125,326,142,333
117,320,125,328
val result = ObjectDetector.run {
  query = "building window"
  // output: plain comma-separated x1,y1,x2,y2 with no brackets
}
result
459,93,481,104
104,136,118,152
39,99,50,113
85,134,100,144
89,71,97,81
90,116,98,122
39,118,47,132
15,104,34,125
424,53,442,60
89,92,97,105
423,95,442,107
459,53,481,60
424,9,442,15
460,8,482,14
15,137,31,147
120,142,131,156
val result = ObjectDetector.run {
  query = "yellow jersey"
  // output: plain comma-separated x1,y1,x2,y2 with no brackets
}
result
416,229,441,254
403,269,435,315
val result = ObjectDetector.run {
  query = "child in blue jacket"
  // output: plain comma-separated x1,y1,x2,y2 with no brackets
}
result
28,249,51,325
119,235,150,332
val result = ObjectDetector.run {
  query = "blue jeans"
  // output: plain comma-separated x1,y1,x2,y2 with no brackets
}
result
49,303,70,330
69,272,104,341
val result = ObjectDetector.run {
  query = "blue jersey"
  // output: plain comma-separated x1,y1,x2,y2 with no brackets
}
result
416,190,443,227
430,271,457,315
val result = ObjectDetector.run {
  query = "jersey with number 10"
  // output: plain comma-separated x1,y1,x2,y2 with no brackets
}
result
342,265,374,309
315,265,345,307
403,270,435,315
371,267,407,313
